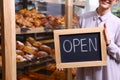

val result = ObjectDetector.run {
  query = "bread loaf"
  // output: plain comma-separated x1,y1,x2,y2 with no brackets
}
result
26,37,36,44
23,46,37,55
16,41,25,50
32,41,42,48
34,51,48,57
16,50,25,56
39,44,52,54
24,41,32,47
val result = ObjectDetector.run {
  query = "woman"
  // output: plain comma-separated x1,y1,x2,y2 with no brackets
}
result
76,0,120,80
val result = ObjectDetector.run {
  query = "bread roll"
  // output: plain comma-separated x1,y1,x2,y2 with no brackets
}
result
17,74,32,80
46,64,56,71
25,71,48,80
32,41,42,48
26,37,36,44
24,54,34,60
34,51,48,57
16,41,25,50
16,54,26,62
26,37,42,48
39,45,52,54
16,50,25,56
24,41,32,47
23,46,37,55
19,77,31,80
18,9,27,15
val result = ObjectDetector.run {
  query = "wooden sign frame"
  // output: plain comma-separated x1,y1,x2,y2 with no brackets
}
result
54,27,107,68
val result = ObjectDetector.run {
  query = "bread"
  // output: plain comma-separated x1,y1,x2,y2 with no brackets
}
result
24,71,48,80
19,78,31,80
16,41,25,50
32,41,42,48
26,37,43,48
46,64,56,71
17,74,32,80
34,51,48,57
26,37,36,44
33,19,42,27
16,54,27,62
23,46,37,55
24,41,32,47
16,50,25,56
39,44,52,54
24,54,34,60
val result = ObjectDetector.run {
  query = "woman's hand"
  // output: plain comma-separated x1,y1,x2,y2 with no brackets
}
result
57,68,64,71
104,23,111,46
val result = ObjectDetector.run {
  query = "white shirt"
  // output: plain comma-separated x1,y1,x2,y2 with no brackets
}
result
76,10,120,80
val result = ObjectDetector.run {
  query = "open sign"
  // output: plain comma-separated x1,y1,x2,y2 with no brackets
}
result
54,27,107,68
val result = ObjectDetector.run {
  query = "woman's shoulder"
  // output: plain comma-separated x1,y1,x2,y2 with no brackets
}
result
111,14,120,23
80,11,96,19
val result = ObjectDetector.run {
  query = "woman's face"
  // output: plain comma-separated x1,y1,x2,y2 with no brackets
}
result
99,0,118,9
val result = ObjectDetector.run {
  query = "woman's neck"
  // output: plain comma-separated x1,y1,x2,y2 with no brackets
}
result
97,7,111,16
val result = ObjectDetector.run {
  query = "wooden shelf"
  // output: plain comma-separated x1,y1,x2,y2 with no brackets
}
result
0,55,55,74
16,27,45,34
16,26,66,34
17,55,55,70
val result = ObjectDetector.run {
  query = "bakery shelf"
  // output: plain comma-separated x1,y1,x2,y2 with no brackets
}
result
17,55,55,71
1,0,78,80
0,55,55,74
16,32,54,43
16,26,66,34
16,27,45,34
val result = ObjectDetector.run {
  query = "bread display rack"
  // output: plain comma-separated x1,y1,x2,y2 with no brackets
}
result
0,0,86,80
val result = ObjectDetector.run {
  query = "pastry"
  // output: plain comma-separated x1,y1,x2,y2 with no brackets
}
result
16,41,25,50
16,50,25,56
23,46,37,55
39,44,52,54
34,51,48,57
26,37,36,44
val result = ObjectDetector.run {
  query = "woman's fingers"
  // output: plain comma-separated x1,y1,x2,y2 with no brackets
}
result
57,68,64,71
104,23,110,45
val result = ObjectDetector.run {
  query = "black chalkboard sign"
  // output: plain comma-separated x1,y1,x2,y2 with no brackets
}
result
54,27,107,68
60,32,101,62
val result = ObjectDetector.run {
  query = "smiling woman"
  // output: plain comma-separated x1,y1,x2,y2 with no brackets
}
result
76,0,120,80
